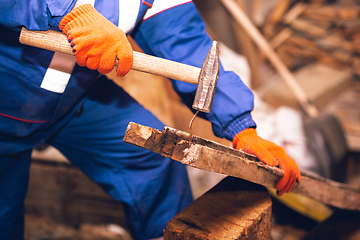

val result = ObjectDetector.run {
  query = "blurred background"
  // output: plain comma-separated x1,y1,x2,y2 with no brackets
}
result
26,0,360,239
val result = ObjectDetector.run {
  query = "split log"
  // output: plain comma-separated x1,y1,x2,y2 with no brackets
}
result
303,5,337,21
270,28,293,50
124,122,360,211
290,18,328,38
164,177,272,239
259,63,352,109
260,1,360,75
268,0,291,24
283,3,307,25
337,6,360,19
263,0,291,38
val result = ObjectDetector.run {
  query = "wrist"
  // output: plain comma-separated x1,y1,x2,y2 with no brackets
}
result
222,112,257,141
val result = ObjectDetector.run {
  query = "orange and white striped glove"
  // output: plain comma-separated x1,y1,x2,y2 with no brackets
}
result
59,4,133,76
233,128,301,196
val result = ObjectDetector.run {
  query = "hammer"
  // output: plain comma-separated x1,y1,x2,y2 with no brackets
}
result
19,28,220,113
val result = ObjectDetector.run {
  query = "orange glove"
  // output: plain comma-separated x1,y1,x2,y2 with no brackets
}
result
233,128,301,196
59,4,133,76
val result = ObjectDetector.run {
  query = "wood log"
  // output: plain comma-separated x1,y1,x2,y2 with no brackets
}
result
283,3,307,25
164,177,272,239
353,57,360,73
337,19,360,36
287,35,318,49
324,88,360,152
330,50,353,64
270,28,293,50
124,122,360,211
259,63,352,109
280,43,318,59
260,1,360,79
291,19,328,38
316,52,351,70
308,0,327,5
337,6,360,19
275,44,298,69
268,0,291,24
263,0,291,38
316,33,354,52
303,5,337,21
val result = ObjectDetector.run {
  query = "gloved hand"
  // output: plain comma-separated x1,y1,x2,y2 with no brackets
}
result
233,128,301,196
59,4,133,76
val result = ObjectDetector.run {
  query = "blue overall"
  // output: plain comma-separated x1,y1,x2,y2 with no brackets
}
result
0,0,256,239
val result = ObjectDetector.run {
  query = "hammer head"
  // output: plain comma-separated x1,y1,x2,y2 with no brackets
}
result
192,41,220,113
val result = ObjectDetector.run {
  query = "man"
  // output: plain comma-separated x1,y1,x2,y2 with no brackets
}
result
0,0,300,239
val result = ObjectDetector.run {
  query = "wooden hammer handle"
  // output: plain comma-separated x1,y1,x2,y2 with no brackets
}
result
221,0,318,118
19,28,200,85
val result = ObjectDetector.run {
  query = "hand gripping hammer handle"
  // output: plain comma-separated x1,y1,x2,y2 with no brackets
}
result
19,28,201,85
19,28,219,113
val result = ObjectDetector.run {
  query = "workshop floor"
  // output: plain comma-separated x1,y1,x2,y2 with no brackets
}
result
25,214,133,240
23,200,312,240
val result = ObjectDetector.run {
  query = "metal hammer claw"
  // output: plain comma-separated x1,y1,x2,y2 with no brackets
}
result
19,28,220,113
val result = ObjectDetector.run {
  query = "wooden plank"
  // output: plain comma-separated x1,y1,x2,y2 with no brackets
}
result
280,42,318,59
268,0,291,24
283,3,307,25
330,49,353,64
263,0,291,38
124,122,360,211
258,63,352,110
316,32,354,52
337,6,360,19
270,27,293,49
164,177,272,239
275,44,298,69
287,35,318,49
324,88,360,152
303,5,337,21
290,18,328,38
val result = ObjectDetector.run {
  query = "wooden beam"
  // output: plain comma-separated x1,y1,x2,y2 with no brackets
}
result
164,177,272,239
124,122,360,211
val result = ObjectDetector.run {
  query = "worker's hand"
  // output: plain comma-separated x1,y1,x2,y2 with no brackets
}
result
59,4,133,76
233,128,301,196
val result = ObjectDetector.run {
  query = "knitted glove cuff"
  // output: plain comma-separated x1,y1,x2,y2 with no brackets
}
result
222,112,256,141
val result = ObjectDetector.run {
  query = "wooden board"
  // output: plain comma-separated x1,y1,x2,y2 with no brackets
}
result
324,88,360,152
164,177,272,239
124,122,360,211
258,63,352,110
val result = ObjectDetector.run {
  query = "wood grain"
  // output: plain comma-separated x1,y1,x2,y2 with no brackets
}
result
124,122,360,211
19,28,200,85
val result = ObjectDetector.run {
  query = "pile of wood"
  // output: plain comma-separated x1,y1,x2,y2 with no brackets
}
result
261,0,360,79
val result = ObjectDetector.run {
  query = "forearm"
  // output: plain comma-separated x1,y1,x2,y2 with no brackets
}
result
132,2,256,140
